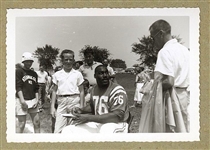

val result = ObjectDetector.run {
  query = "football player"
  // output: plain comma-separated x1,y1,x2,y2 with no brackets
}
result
62,65,129,133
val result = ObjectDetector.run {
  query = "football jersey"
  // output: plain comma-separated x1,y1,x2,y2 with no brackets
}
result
90,81,129,122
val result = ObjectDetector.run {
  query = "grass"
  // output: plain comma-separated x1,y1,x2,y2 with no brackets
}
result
116,73,142,133
17,73,142,133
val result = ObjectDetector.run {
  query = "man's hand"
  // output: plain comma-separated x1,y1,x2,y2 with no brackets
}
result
72,107,83,114
21,102,28,111
51,107,56,118
72,113,90,126
32,99,39,108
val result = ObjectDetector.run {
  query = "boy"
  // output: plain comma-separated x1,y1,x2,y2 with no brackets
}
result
16,52,40,133
50,49,85,133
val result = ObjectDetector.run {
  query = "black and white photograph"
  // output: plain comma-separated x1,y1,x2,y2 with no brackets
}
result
6,8,200,142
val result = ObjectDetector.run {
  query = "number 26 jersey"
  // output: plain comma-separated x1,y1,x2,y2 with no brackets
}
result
90,81,129,122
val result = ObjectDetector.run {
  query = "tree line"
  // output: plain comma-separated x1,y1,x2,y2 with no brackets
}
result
33,35,183,71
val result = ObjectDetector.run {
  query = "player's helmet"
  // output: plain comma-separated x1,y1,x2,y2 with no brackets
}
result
22,52,34,63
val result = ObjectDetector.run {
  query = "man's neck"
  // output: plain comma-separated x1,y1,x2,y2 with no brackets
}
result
63,67,72,73
164,34,172,44
98,83,109,90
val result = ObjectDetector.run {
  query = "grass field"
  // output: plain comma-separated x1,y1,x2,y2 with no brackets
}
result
16,73,142,133
116,73,142,133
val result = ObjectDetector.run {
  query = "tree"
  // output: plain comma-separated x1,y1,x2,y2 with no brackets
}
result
131,35,183,67
131,36,156,67
34,44,60,70
110,59,127,69
79,45,111,63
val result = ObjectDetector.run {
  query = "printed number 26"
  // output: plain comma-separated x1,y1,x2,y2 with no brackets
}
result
114,95,123,106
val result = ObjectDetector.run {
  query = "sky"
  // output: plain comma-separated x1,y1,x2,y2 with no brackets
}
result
15,12,189,70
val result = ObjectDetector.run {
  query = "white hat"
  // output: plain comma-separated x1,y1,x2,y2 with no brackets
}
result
22,52,34,62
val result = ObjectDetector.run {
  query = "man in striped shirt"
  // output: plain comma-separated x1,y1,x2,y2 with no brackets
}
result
62,65,129,133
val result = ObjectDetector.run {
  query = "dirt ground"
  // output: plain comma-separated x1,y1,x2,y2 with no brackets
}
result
16,73,142,133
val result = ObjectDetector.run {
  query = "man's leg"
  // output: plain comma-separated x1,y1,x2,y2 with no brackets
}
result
99,122,128,133
40,84,46,105
16,98,27,133
62,122,99,134
54,97,68,133
175,88,190,132
38,84,43,110
30,113,40,133
16,115,26,133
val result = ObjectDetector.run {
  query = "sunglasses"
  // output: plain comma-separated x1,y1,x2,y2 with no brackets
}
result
149,29,170,42
149,30,163,42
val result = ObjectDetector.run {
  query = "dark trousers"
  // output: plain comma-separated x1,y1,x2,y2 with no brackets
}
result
38,83,46,105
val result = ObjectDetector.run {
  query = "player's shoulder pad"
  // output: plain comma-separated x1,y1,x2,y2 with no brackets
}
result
110,84,126,97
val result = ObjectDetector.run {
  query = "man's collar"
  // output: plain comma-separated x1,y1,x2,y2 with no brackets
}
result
163,38,177,48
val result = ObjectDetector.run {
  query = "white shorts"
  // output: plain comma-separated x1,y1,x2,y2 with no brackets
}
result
16,98,38,116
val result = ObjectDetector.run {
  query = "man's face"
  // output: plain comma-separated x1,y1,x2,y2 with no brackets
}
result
40,65,44,71
75,62,80,69
102,59,108,67
23,60,33,70
95,66,110,87
84,53,94,65
150,29,164,51
62,53,74,70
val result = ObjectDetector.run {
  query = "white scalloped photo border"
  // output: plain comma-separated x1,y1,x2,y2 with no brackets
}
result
6,8,200,142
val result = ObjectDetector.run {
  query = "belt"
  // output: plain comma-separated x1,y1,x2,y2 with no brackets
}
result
58,94,79,97
38,83,45,85
175,87,187,89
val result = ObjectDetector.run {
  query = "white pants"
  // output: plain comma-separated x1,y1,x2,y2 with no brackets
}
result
61,122,128,134
54,95,80,133
134,83,144,102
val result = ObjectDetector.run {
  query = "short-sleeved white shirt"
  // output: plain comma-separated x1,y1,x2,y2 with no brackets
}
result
155,39,189,88
36,70,48,83
107,65,115,76
52,69,84,95
79,61,102,86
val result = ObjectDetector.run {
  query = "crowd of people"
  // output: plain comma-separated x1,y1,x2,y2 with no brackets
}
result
15,19,190,134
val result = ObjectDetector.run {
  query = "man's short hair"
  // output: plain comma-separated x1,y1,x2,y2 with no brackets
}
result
140,67,144,72
60,49,75,60
95,65,107,74
75,61,83,66
39,64,45,67
83,48,94,56
83,79,90,87
149,19,171,34
54,66,62,72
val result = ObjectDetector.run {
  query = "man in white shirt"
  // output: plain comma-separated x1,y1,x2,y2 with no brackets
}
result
102,59,116,83
149,19,190,132
36,65,48,110
79,49,102,87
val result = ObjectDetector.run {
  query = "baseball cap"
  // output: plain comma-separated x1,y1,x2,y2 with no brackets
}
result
22,52,34,63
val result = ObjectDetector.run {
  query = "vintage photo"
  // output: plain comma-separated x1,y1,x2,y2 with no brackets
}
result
6,8,200,142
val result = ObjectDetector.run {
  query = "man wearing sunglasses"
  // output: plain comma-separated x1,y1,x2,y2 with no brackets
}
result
140,20,190,133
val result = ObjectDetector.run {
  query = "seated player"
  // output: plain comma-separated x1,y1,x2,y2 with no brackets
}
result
62,65,129,133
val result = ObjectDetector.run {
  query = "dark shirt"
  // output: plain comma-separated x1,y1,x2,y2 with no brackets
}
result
16,68,39,100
